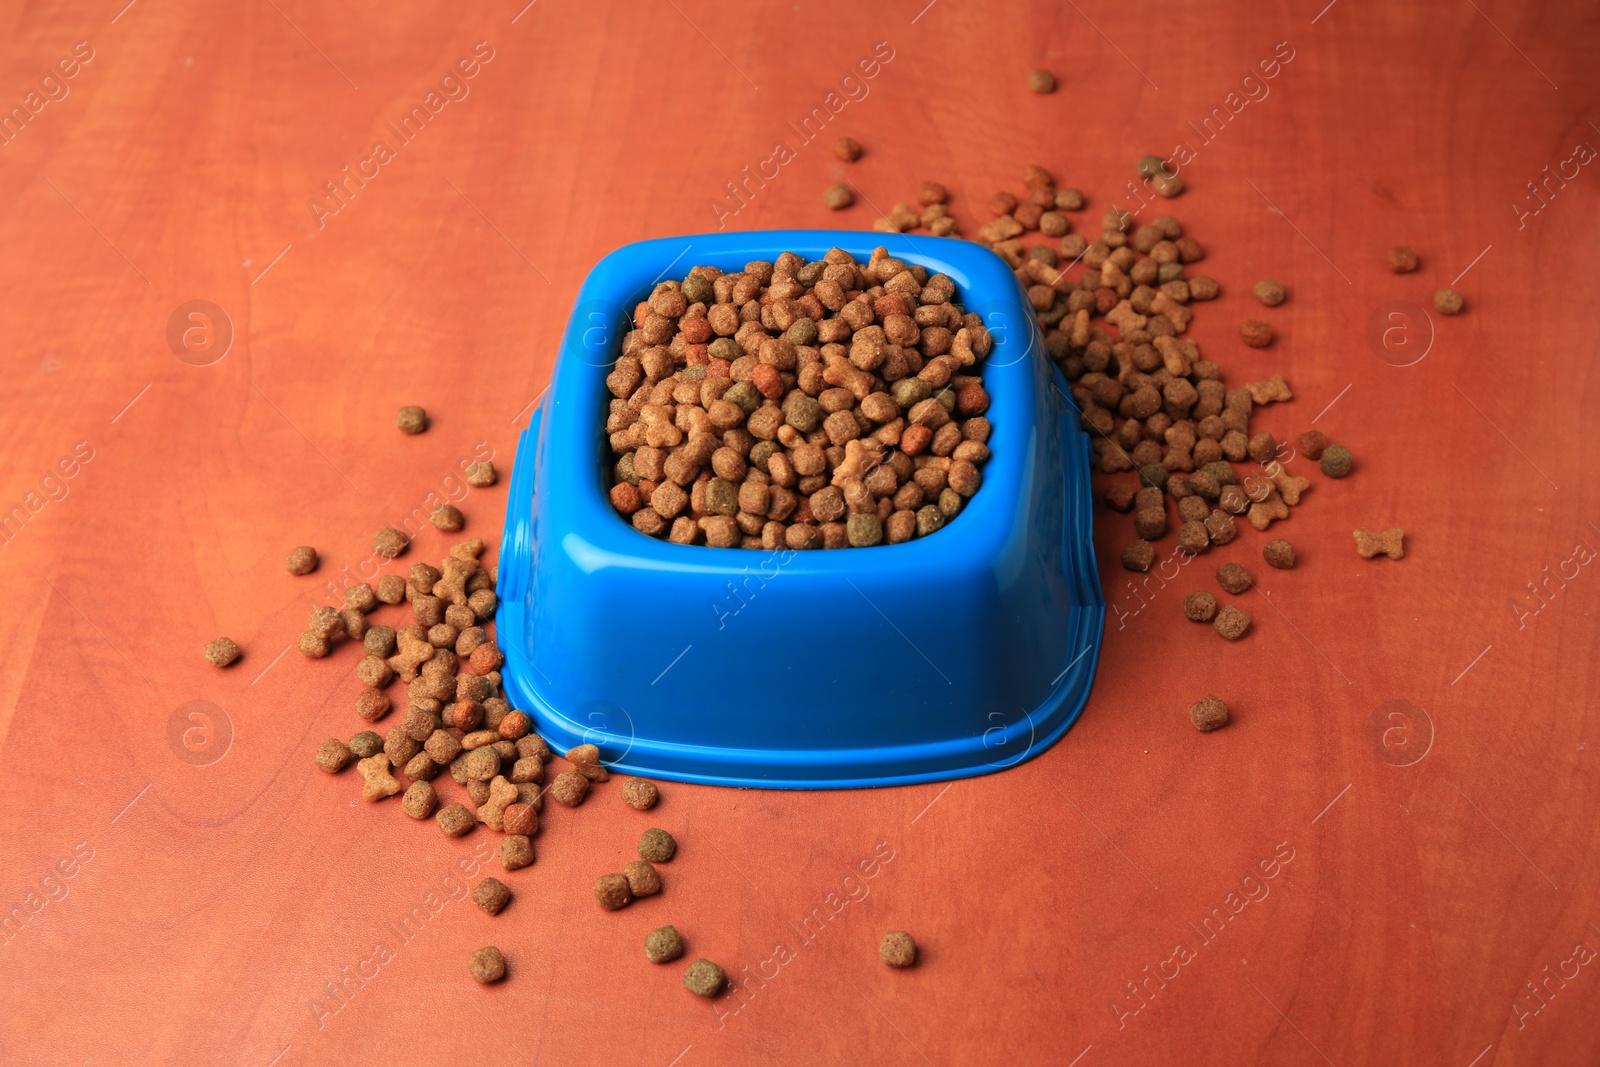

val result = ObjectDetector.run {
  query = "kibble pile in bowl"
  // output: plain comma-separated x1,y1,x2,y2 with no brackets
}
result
602,248,994,549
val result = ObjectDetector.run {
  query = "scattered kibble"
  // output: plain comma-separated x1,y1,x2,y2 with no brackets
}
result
1189,696,1229,732
1252,280,1285,307
1216,562,1253,595
1183,591,1217,622
202,637,241,668
348,731,383,758
621,778,660,811
1027,68,1056,93
550,769,589,807
1240,320,1274,348
469,946,505,984
500,834,534,870
373,528,409,558
625,860,662,897
1296,430,1328,460
357,755,402,801
314,739,351,773
1213,605,1251,641
397,405,428,435
286,546,318,575
465,460,496,487
472,877,511,916
1386,245,1419,273
1320,444,1352,478
402,780,437,819
594,873,633,911
879,931,917,968
1121,539,1155,572
431,504,464,531
683,959,726,998
1263,539,1296,569
436,802,474,837
645,925,685,964
1354,526,1405,560
639,828,677,863
822,182,854,210
831,137,862,162
1434,288,1464,315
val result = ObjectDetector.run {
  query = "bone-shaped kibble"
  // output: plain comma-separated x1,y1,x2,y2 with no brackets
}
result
1105,302,1148,335
1154,336,1188,376
1150,292,1192,333
1245,374,1293,405
1264,461,1311,506
1354,526,1406,560
477,776,519,831
357,754,402,801
1247,491,1290,531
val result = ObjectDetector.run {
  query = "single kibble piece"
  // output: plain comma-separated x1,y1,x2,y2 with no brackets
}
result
1189,696,1229,732
348,731,383,758
550,769,589,806
397,405,428,434
1213,605,1251,641
436,802,474,837
1216,562,1253,594
621,778,660,811
1354,526,1406,560
822,182,854,210
645,925,685,964
1386,245,1419,273
1027,68,1056,93
373,527,409,558
500,834,534,870
375,574,406,604
314,739,351,773
1434,288,1464,315
286,546,318,575
1296,430,1328,460
431,504,464,532
401,780,437,819
683,959,726,998
465,460,496,487
1121,539,1155,572
879,931,917,968
831,137,862,162
502,802,537,836
639,827,678,863
472,877,512,916
357,755,402,801
1240,319,1274,348
594,873,633,911
1320,444,1352,478
1183,591,1218,622
1252,280,1286,307
625,860,662,897
1263,539,1296,569
203,637,241,668
469,946,505,984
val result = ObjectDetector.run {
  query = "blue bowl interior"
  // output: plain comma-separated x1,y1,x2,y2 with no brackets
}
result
497,229,1104,788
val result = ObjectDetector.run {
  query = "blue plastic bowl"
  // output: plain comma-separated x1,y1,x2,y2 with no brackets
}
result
497,229,1103,788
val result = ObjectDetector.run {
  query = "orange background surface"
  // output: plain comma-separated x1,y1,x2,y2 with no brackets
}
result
1,1,1598,1064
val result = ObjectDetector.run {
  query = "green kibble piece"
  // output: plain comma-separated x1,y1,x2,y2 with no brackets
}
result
915,506,945,538
846,513,883,548
1320,444,1353,478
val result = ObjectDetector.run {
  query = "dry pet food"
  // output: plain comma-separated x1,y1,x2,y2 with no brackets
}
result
500,835,534,870
603,249,993,548
397,405,428,434
1354,526,1405,560
621,778,660,810
1182,591,1217,622
402,780,437,819
373,528,409,558
1386,245,1419,273
1320,444,1352,478
683,959,726,997
1434,288,1464,315
1121,539,1155,572
1263,539,1296,569
646,925,685,964
357,755,402,801
1189,695,1229,731
1240,320,1274,348
431,504,465,531
831,137,862,162
594,873,633,911
465,460,496,487
1252,280,1285,306
639,828,677,863
550,769,589,807
624,860,662,897
348,731,383,758
314,739,351,773
203,637,241,668
469,946,505,984
823,183,854,210
1215,562,1253,594
879,931,917,968
1027,68,1056,93
286,546,318,575
472,877,512,916
1213,605,1251,641
436,802,474,837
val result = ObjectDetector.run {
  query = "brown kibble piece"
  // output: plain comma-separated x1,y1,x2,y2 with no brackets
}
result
550,769,589,807
1320,444,1352,478
465,460,496,487
1121,539,1155,572
472,877,512,916
401,780,436,819
436,802,474,836
1213,605,1251,641
469,946,505,984
1183,591,1217,622
1297,430,1328,460
1240,319,1274,348
203,637,241,668
624,860,662,897
594,873,633,911
638,827,677,863
1216,562,1253,594
286,546,318,575
1386,245,1419,273
831,137,862,162
502,802,537,837
879,931,917,968
500,834,534,870
431,504,464,532
373,528,408,558
356,754,402,801
1027,68,1056,93
397,405,428,434
1354,526,1405,560
823,182,854,210
645,925,685,964
683,959,726,997
1434,288,1464,315
314,739,351,773
1252,280,1286,306
376,574,406,604
1245,375,1292,405
1189,696,1229,731
621,778,660,811
1264,539,1296,569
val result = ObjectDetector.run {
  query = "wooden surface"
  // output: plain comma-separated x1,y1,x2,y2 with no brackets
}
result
2,1,1597,1064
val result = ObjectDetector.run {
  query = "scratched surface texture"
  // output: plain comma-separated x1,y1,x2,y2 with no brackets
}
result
0,0,1597,1064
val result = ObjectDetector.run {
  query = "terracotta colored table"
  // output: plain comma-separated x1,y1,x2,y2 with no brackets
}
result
2,1,1596,1064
